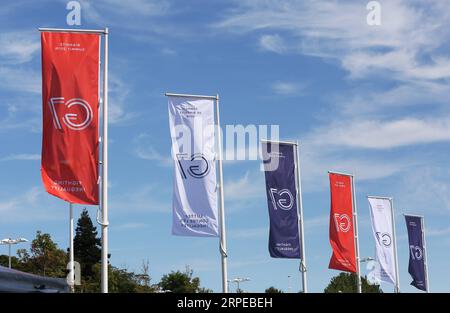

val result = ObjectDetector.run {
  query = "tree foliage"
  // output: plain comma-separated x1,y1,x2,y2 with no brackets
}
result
74,209,102,278
158,266,211,293
324,273,382,293
16,231,67,277
265,286,283,293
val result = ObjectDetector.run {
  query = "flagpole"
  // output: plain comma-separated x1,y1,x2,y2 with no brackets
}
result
69,202,74,292
101,27,109,294
422,216,429,293
294,142,307,293
390,198,400,293
215,94,228,293
351,176,362,293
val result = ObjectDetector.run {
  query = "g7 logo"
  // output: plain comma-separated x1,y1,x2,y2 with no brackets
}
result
334,213,351,232
376,232,392,247
410,245,423,260
178,154,210,179
269,188,294,211
49,97,93,131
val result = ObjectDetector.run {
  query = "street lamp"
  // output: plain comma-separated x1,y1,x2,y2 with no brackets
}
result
0,238,28,269
231,277,250,293
360,257,374,263
287,275,292,293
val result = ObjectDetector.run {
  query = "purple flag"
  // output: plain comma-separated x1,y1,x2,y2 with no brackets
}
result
405,215,428,291
262,142,301,259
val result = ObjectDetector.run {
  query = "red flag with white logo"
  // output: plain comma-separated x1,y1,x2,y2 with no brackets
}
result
328,173,357,272
41,32,100,205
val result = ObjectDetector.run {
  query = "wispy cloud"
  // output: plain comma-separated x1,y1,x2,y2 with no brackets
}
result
75,0,184,41
108,74,137,124
0,154,40,162
79,0,171,20
0,66,40,94
307,117,450,150
224,171,264,202
216,0,450,83
111,184,171,214
259,34,286,54
0,186,66,222
0,31,40,65
133,133,172,166
271,81,306,96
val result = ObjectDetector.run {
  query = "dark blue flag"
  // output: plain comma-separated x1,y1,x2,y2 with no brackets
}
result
262,142,301,259
405,215,428,292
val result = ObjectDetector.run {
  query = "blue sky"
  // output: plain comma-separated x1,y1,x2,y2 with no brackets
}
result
1,0,450,293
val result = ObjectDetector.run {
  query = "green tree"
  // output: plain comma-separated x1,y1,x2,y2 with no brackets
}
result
81,263,157,293
0,255,20,269
265,286,283,293
16,231,67,278
324,273,382,293
74,209,101,279
158,266,207,293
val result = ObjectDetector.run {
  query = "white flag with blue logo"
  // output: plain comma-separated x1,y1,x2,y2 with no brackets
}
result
168,96,219,237
368,197,396,285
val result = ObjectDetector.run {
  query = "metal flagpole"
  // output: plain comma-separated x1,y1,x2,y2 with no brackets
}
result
101,27,109,294
390,198,401,293
165,92,228,292
351,175,362,293
69,203,75,292
294,142,307,293
215,94,229,293
421,216,430,293
38,26,109,293
8,243,11,269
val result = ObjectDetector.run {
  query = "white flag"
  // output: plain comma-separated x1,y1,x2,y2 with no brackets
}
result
168,96,219,237
368,197,396,285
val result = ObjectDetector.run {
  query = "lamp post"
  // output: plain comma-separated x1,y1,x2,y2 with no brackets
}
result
288,275,292,293
0,238,28,269
360,257,374,263
232,277,250,293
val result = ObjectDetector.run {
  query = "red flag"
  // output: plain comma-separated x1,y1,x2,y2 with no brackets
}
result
328,173,357,272
41,32,100,205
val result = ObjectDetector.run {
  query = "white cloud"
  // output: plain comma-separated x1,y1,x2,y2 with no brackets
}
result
0,31,40,65
76,0,178,39
259,34,286,54
0,66,40,94
135,146,172,166
271,81,305,96
0,154,40,162
0,186,66,222
307,117,450,150
216,0,450,82
396,167,450,213
108,74,137,124
133,134,172,166
224,171,264,202
161,48,177,56
79,0,170,19
111,185,171,214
